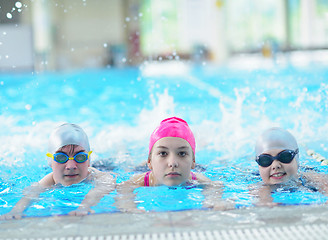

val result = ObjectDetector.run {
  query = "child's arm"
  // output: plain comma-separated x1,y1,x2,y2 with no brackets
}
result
302,171,328,196
0,173,53,220
249,183,279,207
114,173,146,213
69,167,116,216
196,173,234,210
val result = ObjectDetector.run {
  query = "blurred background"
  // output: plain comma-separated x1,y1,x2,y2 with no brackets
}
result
0,0,327,72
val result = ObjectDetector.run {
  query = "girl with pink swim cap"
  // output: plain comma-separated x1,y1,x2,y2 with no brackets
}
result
116,117,232,212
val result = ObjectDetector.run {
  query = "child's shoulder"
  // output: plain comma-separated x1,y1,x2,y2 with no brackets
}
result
301,170,328,184
116,172,147,193
193,172,224,187
89,167,116,183
38,172,55,187
194,172,211,182
129,172,148,186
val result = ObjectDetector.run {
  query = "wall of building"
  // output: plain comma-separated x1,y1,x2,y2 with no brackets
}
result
11,0,127,71
52,0,126,70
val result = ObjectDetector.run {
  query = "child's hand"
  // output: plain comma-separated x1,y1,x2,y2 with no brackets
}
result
255,201,281,207
203,200,235,211
116,201,145,213
120,207,145,213
0,212,24,220
68,206,95,216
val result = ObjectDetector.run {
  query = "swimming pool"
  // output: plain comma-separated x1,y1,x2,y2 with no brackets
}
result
0,56,328,217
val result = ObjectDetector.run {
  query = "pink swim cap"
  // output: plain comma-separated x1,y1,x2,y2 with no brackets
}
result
149,117,196,154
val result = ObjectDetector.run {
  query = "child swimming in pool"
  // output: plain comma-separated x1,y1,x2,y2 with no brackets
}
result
116,117,231,212
0,123,115,220
252,127,328,206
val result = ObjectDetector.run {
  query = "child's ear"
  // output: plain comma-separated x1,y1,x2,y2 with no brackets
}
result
51,161,54,170
191,156,196,169
147,157,153,170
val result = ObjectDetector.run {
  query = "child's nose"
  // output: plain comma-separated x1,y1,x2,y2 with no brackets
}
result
167,156,178,168
271,160,282,170
65,159,77,170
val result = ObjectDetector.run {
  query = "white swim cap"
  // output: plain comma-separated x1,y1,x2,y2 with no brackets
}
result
255,127,298,157
48,123,90,154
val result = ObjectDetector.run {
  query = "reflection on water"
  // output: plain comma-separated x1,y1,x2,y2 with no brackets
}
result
0,61,328,216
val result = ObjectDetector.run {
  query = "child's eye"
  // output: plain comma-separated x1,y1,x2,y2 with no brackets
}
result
159,151,168,157
178,151,187,157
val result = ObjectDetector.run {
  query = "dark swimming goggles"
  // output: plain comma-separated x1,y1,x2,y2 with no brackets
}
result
46,151,92,164
255,149,299,167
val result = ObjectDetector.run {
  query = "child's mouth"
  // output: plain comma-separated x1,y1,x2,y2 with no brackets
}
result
65,174,79,178
270,172,286,179
166,172,181,177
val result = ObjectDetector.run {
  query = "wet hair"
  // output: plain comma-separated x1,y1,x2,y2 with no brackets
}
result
56,144,81,155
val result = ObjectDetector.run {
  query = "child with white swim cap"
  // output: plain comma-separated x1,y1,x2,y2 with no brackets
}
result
1,123,115,220
116,117,232,212
255,127,299,185
253,127,328,206
44,123,92,186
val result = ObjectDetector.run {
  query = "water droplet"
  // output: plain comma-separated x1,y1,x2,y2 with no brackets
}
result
139,13,143,17
125,17,130,22
103,43,108,48
0,81,4,85
3,32,6,35
6,13,12,19
25,104,32,111
15,2,22,8
122,58,127,63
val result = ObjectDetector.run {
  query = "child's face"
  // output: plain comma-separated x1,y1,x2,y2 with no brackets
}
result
148,137,195,186
258,148,298,185
51,145,90,186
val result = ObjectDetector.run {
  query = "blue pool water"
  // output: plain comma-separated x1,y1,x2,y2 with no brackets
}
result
0,60,328,217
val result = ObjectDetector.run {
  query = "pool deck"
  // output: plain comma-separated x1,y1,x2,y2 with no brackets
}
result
1,204,328,239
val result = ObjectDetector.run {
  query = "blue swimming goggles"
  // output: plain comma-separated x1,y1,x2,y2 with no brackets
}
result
46,151,92,164
256,149,299,167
